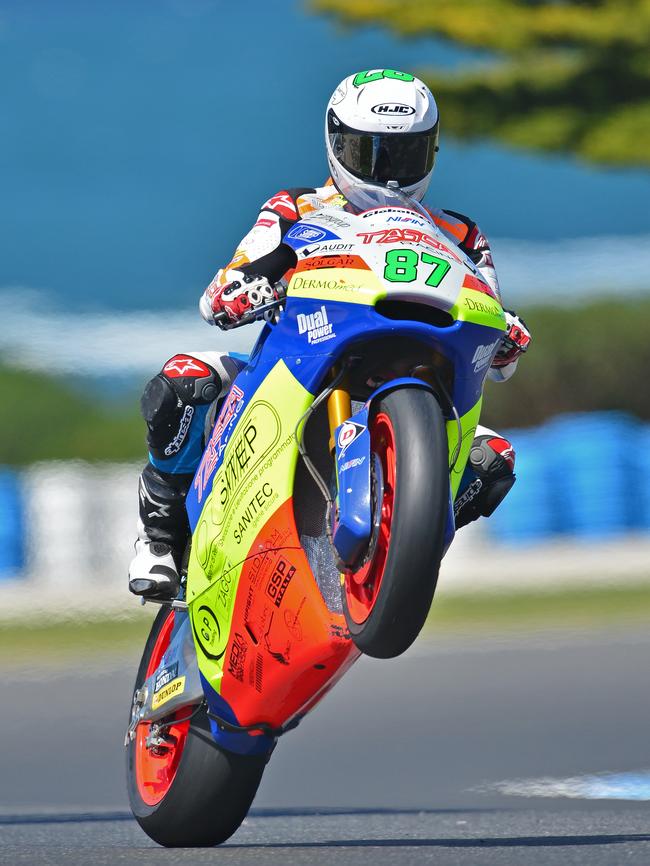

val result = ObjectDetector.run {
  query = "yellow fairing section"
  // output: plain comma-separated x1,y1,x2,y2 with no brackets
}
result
187,360,313,693
451,287,506,331
446,397,483,497
288,268,386,306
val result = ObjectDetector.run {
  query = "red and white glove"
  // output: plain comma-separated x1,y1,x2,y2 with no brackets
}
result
200,270,284,328
489,310,531,381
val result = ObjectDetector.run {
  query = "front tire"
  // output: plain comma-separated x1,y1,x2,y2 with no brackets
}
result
342,387,449,659
126,608,268,847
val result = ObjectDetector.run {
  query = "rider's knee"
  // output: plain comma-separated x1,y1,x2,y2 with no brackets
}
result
141,353,227,464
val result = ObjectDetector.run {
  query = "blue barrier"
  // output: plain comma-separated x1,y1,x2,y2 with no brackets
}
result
0,468,25,579
637,426,650,532
0,413,647,566
488,430,561,544
487,412,646,544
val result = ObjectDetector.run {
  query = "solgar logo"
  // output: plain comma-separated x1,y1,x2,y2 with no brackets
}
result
371,103,415,115
297,305,335,345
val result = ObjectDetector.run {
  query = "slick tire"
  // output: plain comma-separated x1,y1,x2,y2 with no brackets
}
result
126,607,268,847
342,387,449,659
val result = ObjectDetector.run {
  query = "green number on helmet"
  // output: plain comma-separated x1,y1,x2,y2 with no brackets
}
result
421,252,451,288
353,69,415,88
384,70,415,83
383,250,452,287
384,249,419,282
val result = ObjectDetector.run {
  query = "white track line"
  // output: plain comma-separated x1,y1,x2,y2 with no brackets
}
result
480,770,650,801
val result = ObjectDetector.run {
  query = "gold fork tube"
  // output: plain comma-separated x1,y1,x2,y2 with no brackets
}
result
327,384,352,451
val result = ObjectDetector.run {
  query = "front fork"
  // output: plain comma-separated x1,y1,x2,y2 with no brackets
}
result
327,377,352,447
327,375,374,567
326,373,473,568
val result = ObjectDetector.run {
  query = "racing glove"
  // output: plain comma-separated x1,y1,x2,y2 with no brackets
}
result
489,310,531,382
200,270,285,328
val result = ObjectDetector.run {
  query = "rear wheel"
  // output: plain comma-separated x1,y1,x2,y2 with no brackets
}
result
342,387,449,658
126,607,268,847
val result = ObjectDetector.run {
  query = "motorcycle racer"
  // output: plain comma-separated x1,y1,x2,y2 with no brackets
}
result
129,69,531,599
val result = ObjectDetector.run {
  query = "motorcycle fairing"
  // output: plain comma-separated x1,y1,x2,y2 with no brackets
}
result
277,289,497,441
186,357,359,754
186,306,498,747
185,211,505,753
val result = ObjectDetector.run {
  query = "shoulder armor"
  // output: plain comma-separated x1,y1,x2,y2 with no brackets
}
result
261,188,316,221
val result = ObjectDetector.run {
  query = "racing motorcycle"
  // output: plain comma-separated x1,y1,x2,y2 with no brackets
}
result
125,180,506,846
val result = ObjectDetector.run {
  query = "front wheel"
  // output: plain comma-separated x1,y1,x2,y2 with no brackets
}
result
342,387,449,659
126,607,268,847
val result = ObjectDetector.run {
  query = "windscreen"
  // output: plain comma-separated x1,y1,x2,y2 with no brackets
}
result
338,178,434,226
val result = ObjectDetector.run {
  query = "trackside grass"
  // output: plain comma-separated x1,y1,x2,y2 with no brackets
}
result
426,583,650,634
2,584,650,667
1,611,154,666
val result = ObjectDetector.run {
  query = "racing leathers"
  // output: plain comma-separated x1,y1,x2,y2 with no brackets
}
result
128,183,530,598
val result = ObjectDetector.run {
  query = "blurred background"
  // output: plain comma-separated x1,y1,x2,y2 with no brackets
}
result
5,2,650,846
1,0,649,613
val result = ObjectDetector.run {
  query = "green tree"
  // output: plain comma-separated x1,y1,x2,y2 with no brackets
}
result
2,296,650,466
311,0,650,167
481,296,650,428
0,364,145,465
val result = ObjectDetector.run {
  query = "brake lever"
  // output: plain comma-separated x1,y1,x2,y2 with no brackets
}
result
214,298,284,331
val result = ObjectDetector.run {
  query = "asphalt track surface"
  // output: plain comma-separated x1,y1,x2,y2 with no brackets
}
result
3,624,650,865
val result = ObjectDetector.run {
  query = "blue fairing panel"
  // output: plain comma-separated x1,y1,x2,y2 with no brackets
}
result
185,296,502,532
200,673,274,756
333,405,372,567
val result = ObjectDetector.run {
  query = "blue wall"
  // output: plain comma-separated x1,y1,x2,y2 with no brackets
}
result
0,413,647,576
0,468,25,579
488,412,646,545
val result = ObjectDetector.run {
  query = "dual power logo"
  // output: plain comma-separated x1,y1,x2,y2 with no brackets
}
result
297,305,335,345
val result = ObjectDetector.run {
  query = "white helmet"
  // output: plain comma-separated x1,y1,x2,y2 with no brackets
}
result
325,69,440,202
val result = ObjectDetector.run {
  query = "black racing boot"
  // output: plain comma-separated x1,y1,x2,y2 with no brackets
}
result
454,433,516,529
128,464,192,600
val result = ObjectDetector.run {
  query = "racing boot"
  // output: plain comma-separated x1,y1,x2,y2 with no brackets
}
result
128,464,192,599
128,351,245,599
454,428,516,529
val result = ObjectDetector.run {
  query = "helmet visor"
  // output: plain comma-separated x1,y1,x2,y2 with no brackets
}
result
328,109,439,188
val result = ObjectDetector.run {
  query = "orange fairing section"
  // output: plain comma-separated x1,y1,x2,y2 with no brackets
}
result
430,212,469,243
220,499,359,729
462,272,497,299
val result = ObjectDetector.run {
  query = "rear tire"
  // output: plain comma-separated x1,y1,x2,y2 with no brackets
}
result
342,387,449,659
126,608,268,847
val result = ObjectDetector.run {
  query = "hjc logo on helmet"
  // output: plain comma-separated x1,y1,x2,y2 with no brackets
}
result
371,103,415,115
